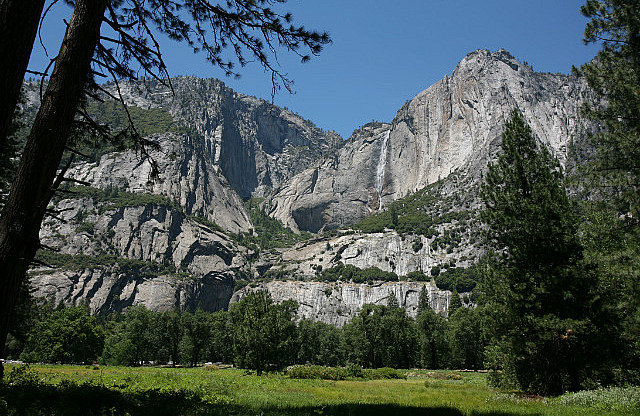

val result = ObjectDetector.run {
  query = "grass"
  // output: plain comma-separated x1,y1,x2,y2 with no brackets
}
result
1,364,637,415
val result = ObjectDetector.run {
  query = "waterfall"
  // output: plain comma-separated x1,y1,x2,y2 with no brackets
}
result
375,131,390,209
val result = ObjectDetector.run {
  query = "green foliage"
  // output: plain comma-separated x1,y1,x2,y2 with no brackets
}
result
181,308,211,367
341,304,419,369
575,0,640,385
156,309,185,366
417,286,430,316
188,215,223,233
66,100,177,163
480,110,605,395
86,100,176,137
555,386,640,414
353,177,478,247
229,291,298,375
33,250,184,279
416,309,450,370
63,185,183,213
448,290,462,315
286,364,349,380
2,364,633,415
575,0,640,221
406,271,430,282
296,319,343,366
75,221,95,235
232,198,311,251
286,365,405,381
20,306,104,364
433,266,480,292
447,307,486,371
318,263,398,283
206,310,233,364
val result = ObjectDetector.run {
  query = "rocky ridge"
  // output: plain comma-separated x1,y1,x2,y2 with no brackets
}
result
266,49,593,232
111,77,344,199
231,280,454,327
27,50,594,323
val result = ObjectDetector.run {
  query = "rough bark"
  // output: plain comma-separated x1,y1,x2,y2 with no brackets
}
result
0,0,46,153
0,0,107,379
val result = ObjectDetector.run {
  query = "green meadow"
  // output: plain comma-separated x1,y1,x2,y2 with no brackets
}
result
1,364,638,415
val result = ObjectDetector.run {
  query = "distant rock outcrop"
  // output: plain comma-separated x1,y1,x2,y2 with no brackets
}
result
231,280,453,326
267,49,593,232
111,77,344,199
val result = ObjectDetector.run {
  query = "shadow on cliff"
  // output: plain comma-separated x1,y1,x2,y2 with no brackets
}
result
1,381,526,416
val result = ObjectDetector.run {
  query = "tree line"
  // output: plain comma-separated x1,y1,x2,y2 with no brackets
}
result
6,289,487,375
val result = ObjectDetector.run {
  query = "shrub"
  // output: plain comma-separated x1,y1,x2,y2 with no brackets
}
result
287,365,348,380
76,222,95,235
365,367,406,380
285,364,404,381
556,387,640,413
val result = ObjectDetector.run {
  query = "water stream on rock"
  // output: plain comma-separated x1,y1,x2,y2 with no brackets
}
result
375,131,390,209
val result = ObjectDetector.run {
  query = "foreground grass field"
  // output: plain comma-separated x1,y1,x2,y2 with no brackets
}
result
1,364,638,415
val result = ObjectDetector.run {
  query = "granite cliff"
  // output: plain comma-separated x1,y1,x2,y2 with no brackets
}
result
266,49,592,232
27,50,593,322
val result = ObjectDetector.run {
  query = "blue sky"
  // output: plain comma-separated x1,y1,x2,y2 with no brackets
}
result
29,1,599,139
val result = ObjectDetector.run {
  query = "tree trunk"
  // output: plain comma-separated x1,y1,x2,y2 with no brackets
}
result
0,0,107,379
0,0,46,152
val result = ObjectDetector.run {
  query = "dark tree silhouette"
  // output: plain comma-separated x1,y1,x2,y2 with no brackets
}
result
0,0,46,155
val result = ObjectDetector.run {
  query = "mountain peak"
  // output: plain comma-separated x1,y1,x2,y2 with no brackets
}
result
454,49,531,76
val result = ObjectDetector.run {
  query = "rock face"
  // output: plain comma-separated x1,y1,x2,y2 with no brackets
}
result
30,269,234,314
40,198,246,275
27,50,595,321
231,280,453,326
68,134,252,233
270,230,475,279
267,49,593,232
112,77,344,199
265,123,393,232
32,195,245,313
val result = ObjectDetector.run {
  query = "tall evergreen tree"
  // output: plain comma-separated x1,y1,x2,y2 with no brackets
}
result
481,110,603,395
416,308,449,369
576,0,640,220
229,291,298,375
417,285,430,315
448,289,462,315
575,0,640,383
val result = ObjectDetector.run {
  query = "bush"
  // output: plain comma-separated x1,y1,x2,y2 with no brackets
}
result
365,367,406,380
285,364,404,381
287,365,349,380
5,365,41,386
345,364,364,379
555,387,640,413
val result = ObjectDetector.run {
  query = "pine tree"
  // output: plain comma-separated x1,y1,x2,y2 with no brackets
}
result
387,292,400,309
448,289,462,315
575,0,640,384
575,0,640,220
481,110,602,395
417,285,430,315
